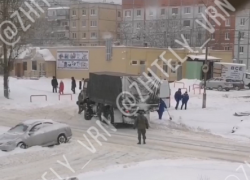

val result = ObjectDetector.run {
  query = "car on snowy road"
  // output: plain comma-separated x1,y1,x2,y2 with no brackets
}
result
0,119,72,151
199,77,234,91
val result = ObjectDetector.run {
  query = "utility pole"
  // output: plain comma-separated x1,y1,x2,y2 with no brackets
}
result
202,41,208,108
237,31,241,63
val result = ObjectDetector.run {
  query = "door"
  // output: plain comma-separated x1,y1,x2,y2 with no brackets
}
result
27,123,46,146
42,122,58,145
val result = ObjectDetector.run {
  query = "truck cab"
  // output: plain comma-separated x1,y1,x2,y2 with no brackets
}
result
243,72,250,88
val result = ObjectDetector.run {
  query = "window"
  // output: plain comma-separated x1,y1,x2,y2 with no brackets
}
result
240,31,245,40
136,22,140,29
240,18,245,26
172,8,178,15
183,20,190,27
211,33,215,40
240,46,244,53
225,32,230,40
224,46,230,50
140,60,145,65
72,10,76,16
30,123,43,132
137,10,141,16
82,9,86,16
198,33,202,39
90,20,97,27
184,7,191,14
118,11,121,17
161,8,165,15
62,21,68,26
171,62,176,73
82,20,86,27
225,18,230,26
72,21,76,28
9,124,28,133
125,10,131,17
198,6,203,13
239,60,243,64
72,32,77,39
91,44,97,46
161,21,165,27
90,9,96,15
184,33,190,40
82,32,86,39
91,32,97,38
131,60,137,65
32,61,37,70
23,62,27,71
117,22,121,28
149,9,153,16
163,63,168,73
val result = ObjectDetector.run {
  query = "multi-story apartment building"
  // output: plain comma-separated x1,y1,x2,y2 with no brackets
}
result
234,3,250,68
69,2,122,46
122,0,235,51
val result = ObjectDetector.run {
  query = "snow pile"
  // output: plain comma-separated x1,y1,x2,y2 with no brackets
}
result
77,159,245,180
37,48,56,61
232,119,250,138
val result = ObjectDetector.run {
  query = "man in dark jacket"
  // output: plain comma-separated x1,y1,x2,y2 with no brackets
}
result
157,98,167,120
174,88,182,110
77,90,85,114
51,76,58,93
134,110,149,144
71,77,76,94
181,92,189,110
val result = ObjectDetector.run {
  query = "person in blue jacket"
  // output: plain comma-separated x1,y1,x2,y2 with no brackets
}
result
181,92,189,110
157,98,167,120
174,88,182,110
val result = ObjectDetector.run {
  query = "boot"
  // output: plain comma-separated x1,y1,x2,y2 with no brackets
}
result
143,140,146,144
137,141,141,144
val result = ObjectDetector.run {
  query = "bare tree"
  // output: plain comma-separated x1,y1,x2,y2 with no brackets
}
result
0,0,50,98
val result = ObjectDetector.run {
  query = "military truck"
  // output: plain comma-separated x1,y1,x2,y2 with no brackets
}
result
82,72,170,126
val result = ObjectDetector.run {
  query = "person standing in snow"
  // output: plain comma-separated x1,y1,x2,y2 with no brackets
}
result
59,80,64,95
71,77,76,94
51,76,58,93
174,88,182,110
181,92,189,110
157,98,167,120
77,90,85,114
134,110,149,145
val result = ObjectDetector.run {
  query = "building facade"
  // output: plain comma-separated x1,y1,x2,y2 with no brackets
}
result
69,2,122,46
121,0,235,51
10,46,233,82
234,4,250,68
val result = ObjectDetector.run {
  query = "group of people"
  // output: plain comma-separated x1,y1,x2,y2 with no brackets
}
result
51,76,83,94
174,88,189,110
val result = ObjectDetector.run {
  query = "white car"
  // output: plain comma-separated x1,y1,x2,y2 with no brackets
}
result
0,119,72,151
200,77,234,91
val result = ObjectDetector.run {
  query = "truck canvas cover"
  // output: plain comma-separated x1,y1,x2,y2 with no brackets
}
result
87,72,161,108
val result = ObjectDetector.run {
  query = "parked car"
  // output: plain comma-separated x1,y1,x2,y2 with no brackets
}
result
0,119,72,151
226,79,245,90
199,77,234,91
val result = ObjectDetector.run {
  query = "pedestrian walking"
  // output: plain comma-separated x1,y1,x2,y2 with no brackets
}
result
134,110,149,145
181,91,189,110
157,98,167,120
59,80,64,94
71,77,76,94
174,88,182,110
51,76,58,93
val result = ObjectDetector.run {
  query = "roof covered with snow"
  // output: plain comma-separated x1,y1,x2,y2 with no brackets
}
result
48,7,70,10
187,55,221,62
214,62,246,66
16,47,56,61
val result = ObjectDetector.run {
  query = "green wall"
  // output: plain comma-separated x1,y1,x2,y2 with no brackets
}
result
186,61,203,79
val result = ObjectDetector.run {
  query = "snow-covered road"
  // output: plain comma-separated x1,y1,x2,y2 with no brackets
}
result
1,106,250,180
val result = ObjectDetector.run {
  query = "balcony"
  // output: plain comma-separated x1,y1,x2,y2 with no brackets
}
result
48,15,69,21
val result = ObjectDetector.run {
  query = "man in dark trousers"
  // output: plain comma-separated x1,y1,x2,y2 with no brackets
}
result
134,110,149,145
174,88,182,110
157,98,167,120
71,77,76,94
51,76,58,93
181,92,189,110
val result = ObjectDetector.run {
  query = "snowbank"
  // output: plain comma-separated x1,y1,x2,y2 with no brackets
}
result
77,159,245,180
232,119,250,139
